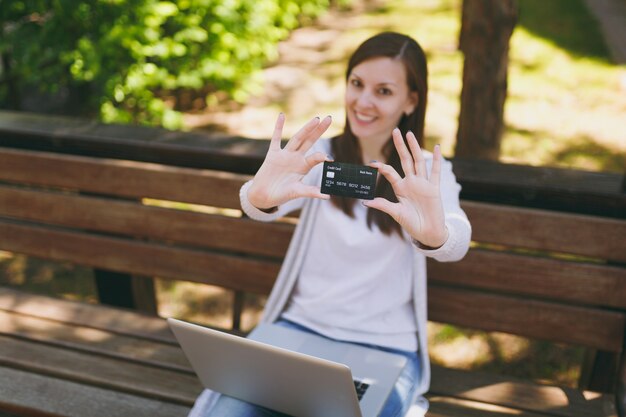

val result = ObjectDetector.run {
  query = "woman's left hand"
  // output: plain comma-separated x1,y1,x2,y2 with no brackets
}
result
365,128,448,248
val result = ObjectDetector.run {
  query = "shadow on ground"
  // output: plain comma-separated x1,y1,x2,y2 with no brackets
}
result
517,0,612,62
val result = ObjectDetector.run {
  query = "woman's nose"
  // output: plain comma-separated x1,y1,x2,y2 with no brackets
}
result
356,90,374,108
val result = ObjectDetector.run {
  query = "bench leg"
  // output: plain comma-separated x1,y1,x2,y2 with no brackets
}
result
617,334,626,417
232,291,245,332
579,349,618,393
94,270,158,315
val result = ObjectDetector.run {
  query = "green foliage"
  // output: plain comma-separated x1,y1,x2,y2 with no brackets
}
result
0,0,330,129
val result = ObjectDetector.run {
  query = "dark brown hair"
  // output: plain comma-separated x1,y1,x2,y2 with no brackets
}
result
331,32,428,235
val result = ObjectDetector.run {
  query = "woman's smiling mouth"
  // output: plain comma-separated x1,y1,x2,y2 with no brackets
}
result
354,111,376,123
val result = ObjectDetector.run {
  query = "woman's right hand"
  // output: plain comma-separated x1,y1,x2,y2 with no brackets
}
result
247,113,332,210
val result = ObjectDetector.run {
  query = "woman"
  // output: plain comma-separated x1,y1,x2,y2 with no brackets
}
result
191,31,471,417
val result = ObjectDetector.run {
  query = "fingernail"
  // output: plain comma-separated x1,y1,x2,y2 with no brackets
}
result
370,160,377,163
315,116,320,120
326,115,332,119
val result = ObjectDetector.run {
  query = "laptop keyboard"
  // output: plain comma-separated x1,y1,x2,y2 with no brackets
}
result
353,379,370,400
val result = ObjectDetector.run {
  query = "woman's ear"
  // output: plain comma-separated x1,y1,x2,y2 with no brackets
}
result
404,92,419,116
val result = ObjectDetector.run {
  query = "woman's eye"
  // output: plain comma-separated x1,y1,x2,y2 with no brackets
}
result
351,79,362,87
378,88,392,96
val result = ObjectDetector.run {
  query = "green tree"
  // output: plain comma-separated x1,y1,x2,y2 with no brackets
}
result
0,0,330,129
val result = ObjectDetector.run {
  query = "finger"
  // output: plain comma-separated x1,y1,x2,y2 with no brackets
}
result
293,183,331,201
429,144,442,186
285,117,321,151
392,128,414,177
269,113,285,151
305,151,331,170
362,197,400,221
407,131,426,177
370,161,403,187
298,115,332,153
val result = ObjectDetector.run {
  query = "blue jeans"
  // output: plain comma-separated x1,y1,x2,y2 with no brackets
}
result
207,319,421,417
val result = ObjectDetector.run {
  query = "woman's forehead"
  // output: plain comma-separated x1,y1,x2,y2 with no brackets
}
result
350,57,407,85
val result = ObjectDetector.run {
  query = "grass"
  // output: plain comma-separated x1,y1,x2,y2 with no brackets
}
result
1,0,623,390
516,0,612,60
503,0,625,171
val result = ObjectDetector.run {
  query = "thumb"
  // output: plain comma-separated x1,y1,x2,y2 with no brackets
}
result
292,183,331,201
363,197,399,220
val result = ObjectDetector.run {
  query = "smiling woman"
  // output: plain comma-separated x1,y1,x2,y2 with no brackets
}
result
345,57,418,162
190,31,471,417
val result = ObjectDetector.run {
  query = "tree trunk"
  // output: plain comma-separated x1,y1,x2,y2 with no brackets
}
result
1,52,21,110
455,0,518,160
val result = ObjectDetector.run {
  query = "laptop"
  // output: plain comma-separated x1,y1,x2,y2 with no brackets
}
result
168,318,408,417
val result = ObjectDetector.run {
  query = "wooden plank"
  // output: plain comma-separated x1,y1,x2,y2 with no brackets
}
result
0,220,279,295
0,110,268,175
0,366,191,417
0,287,175,343
463,201,626,263
0,148,248,209
453,158,625,218
0,335,201,405
425,395,614,417
0,185,294,258
428,286,625,352
430,365,616,417
428,249,626,309
427,395,562,417
0,309,191,371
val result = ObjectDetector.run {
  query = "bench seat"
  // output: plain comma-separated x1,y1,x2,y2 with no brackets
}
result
0,287,616,417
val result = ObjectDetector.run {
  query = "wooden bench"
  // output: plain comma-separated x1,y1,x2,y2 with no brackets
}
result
0,111,625,417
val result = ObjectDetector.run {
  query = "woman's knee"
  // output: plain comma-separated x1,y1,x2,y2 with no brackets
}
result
208,395,286,417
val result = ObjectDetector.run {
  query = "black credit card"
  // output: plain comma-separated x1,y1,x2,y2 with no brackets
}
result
320,161,378,200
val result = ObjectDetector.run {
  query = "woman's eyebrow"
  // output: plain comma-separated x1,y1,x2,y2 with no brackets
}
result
350,72,398,87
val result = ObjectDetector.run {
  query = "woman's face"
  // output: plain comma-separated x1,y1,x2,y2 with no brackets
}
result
345,56,417,150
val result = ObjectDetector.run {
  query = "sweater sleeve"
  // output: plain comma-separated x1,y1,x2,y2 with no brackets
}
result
240,180,307,222
413,155,471,262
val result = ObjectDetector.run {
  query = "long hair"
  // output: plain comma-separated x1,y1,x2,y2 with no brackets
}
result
331,32,428,235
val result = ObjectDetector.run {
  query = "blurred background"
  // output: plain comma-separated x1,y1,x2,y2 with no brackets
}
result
1,0,625,388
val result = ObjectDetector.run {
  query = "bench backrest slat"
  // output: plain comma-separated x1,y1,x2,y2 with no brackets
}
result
0,221,279,295
428,249,626,309
429,286,625,352
464,201,626,263
0,148,246,209
0,185,293,259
